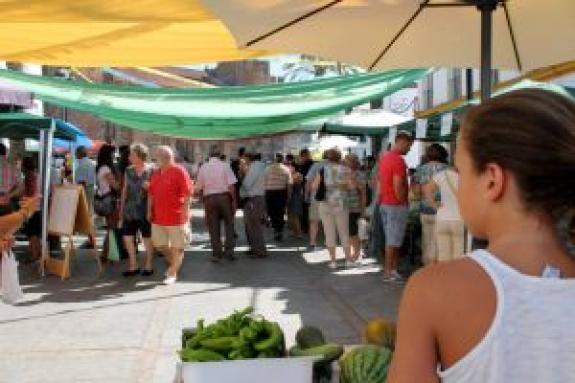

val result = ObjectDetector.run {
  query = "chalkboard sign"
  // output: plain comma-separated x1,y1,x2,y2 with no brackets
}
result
48,185,92,236
45,185,96,279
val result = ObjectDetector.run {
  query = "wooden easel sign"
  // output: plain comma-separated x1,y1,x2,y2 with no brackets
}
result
44,185,100,279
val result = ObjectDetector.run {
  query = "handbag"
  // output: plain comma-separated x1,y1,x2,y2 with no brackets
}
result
358,218,370,241
314,168,326,202
94,192,117,217
1,251,24,304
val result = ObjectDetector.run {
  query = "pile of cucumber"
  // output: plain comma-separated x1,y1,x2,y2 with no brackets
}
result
180,307,286,362
289,326,344,383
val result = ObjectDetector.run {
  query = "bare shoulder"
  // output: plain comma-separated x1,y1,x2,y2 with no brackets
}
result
404,257,497,368
404,257,493,315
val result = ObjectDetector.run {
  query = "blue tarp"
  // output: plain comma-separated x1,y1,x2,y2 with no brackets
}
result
53,119,92,149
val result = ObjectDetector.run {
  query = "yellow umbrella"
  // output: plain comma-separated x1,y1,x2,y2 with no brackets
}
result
0,0,266,66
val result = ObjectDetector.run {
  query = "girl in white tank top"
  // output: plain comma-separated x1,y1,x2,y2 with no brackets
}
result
388,89,575,383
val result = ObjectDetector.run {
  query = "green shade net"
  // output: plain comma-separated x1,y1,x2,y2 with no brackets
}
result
0,68,429,140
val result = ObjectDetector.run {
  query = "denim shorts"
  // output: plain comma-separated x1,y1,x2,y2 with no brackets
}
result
379,205,409,248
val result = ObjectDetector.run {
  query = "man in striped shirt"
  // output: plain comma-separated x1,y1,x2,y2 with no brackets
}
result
264,154,292,242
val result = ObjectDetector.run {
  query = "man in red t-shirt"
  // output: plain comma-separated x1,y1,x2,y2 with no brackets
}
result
378,131,414,282
148,146,193,285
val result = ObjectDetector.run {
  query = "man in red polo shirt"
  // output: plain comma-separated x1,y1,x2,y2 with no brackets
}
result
148,146,193,285
378,131,414,282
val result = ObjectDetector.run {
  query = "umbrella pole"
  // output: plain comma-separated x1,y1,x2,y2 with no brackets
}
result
479,1,497,101
471,0,498,252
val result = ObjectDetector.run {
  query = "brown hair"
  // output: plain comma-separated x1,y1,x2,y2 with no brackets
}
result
425,143,449,164
462,88,575,254
326,148,342,163
130,143,149,162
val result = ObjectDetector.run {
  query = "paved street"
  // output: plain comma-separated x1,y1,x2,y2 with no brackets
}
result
0,208,403,383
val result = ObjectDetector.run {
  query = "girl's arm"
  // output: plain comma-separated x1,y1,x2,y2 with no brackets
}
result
387,270,441,383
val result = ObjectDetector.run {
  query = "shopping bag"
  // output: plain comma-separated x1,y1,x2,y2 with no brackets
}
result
358,218,370,241
107,230,121,262
1,251,24,304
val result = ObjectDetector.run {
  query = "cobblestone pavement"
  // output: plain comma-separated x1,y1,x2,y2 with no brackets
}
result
0,208,403,383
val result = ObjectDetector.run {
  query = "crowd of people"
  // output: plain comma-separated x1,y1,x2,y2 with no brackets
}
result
2,88,565,292
0,120,471,291
86,144,192,285
0,130,465,286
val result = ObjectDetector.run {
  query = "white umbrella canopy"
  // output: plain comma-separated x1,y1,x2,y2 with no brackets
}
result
204,0,575,73
313,135,359,150
333,109,411,127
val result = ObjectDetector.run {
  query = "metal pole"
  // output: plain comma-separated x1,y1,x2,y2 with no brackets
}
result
38,129,45,275
40,121,55,276
479,1,497,102
463,67,474,253
473,1,498,251
466,68,473,101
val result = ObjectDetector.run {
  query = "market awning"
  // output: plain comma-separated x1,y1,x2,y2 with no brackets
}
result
0,113,75,140
0,68,429,140
393,80,575,141
53,119,93,150
0,0,266,67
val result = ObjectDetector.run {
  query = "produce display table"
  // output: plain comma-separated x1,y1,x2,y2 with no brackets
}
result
173,357,318,383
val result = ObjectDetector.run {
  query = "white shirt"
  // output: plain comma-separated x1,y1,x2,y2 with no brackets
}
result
440,250,575,383
195,157,237,196
97,165,113,196
433,169,462,221
75,157,96,186
240,160,266,198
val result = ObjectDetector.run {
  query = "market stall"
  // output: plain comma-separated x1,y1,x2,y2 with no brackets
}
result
0,112,78,274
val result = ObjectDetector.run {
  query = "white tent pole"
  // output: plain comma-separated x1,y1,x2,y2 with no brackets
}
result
38,129,46,275
40,121,55,276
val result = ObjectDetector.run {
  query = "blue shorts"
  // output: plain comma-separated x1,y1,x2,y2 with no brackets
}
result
379,205,409,248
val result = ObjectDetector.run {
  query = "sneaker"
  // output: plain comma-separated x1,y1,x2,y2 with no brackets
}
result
390,270,404,281
163,275,177,285
382,273,404,284
328,261,338,269
345,260,359,268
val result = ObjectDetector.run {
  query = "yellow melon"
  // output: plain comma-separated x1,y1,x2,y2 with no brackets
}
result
363,318,396,350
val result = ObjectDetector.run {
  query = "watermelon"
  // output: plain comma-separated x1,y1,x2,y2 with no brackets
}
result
339,345,393,383
295,326,326,349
